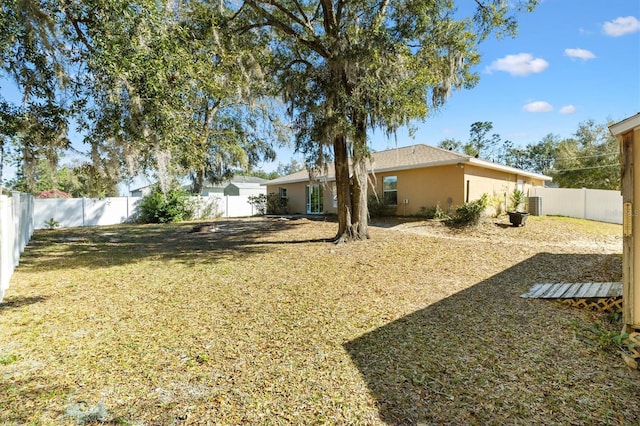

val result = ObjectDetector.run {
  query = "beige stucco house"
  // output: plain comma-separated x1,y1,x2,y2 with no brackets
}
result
266,144,551,216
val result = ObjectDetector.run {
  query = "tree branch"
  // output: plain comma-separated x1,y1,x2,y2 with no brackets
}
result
61,1,95,55
243,0,330,57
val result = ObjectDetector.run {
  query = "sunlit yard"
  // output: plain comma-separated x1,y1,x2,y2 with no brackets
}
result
1,216,638,425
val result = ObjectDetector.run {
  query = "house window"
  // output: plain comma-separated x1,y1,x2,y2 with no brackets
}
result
306,184,323,214
279,187,287,200
383,176,397,205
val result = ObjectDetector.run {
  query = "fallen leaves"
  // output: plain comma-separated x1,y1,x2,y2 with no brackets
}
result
0,216,636,424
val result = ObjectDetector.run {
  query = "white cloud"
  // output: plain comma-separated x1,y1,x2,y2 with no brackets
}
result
559,105,576,114
564,48,596,60
603,16,640,37
523,101,553,112
485,53,549,76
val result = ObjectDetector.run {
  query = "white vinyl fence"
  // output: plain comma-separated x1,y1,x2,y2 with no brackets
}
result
0,193,35,303
32,195,260,230
529,187,622,224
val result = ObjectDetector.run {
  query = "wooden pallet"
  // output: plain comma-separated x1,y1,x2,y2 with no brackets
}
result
559,296,623,313
521,282,622,299
622,332,640,370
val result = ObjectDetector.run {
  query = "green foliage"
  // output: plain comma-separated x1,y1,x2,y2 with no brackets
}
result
368,195,396,218
550,120,620,190
248,193,267,215
0,354,18,365
242,0,536,237
44,217,60,229
509,188,525,212
488,192,506,217
137,185,193,224
266,192,288,214
570,316,631,354
418,204,450,220
439,119,620,191
276,159,305,177
446,194,488,227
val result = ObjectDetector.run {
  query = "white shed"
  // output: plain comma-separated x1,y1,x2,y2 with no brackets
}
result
224,182,266,197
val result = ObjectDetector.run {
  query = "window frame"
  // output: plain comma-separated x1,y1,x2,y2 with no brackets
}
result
383,176,398,206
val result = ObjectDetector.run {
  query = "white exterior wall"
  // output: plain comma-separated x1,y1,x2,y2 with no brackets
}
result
530,187,622,224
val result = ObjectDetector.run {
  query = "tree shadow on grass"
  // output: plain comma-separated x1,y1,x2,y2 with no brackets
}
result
16,218,307,272
0,378,74,424
0,295,47,311
344,252,640,425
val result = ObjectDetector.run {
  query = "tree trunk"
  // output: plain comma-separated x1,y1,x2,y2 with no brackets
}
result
333,125,369,243
193,168,205,195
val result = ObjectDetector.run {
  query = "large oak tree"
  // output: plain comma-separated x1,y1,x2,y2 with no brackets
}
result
236,0,537,242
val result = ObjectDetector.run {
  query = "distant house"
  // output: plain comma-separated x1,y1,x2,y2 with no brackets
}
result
266,144,551,215
223,182,266,196
130,185,153,198
130,176,268,197
202,176,268,197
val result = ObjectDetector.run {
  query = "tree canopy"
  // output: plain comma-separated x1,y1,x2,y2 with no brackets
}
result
438,119,620,190
236,0,537,241
1,0,285,197
2,0,542,240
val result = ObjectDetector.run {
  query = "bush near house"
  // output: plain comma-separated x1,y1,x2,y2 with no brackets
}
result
266,192,288,215
368,195,396,218
446,194,488,227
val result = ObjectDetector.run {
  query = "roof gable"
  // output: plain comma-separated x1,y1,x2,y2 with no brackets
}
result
609,113,640,136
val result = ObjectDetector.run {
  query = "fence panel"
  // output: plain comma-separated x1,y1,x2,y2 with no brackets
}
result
0,193,35,302
530,187,622,224
585,188,623,224
222,195,255,218
84,197,136,226
34,198,84,228
31,195,257,229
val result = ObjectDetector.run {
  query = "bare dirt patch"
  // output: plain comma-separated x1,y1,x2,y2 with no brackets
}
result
0,216,636,425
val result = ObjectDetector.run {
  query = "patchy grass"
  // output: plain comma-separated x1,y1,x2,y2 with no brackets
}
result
0,215,637,425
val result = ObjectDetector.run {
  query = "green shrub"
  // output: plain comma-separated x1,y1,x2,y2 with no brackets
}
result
266,192,288,214
137,184,193,223
418,203,449,220
248,194,267,215
446,194,488,227
368,195,396,218
509,188,525,211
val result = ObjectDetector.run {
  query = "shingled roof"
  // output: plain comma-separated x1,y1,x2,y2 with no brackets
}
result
266,144,550,185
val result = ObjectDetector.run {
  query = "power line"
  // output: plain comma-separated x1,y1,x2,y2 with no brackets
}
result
554,151,618,161
551,163,619,172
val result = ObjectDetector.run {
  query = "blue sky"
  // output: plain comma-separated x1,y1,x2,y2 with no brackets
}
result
2,0,639,189
265,0,640,170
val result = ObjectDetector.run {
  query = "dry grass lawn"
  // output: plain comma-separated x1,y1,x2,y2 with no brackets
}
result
0,215,638,425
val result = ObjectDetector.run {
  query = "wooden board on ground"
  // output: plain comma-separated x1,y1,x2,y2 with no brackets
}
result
520,282,622,299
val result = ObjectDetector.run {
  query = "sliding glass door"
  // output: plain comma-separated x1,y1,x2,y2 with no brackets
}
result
306,184,323,214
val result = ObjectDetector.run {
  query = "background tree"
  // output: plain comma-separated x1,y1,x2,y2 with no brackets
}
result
276,158,305,177
239,0,537,242
550,120,619,190
2,0,285,196
438,121,513,164
438,138,463,153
